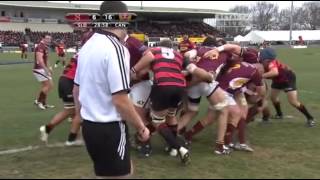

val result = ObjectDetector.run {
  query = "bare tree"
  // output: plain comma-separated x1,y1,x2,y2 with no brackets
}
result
302,2,320,30
229,5,250,14
251,1,279,30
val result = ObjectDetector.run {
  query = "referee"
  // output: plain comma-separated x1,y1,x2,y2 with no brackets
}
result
73,1,150,178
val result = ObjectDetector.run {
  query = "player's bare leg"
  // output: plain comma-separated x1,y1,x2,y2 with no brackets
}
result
270,89,283,119
152,109,190,165
224,105,241,148
178,110,198,134
40,108,74,142
36,80,54,110
134,105,154,157
66,111,83,146
286,90,315,127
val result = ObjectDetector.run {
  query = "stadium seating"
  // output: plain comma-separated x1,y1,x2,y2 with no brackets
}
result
0,21,223,47
0,22,73,33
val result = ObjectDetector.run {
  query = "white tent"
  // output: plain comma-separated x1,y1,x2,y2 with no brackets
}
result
234,35,245,42
240,30,320,43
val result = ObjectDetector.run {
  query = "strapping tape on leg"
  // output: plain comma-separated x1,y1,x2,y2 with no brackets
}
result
150,112,166,124
240,95,248,106
209,99,229,111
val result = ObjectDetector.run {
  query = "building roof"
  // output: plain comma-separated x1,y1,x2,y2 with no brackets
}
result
0,1,227,15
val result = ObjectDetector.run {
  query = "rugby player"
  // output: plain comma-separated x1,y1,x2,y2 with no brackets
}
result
177,37,232,155
20,41,28,59
131,39,214,165
40,54,82,146
259,47,315,127
54,40,66,68
178,34,196,56
33,35,54,110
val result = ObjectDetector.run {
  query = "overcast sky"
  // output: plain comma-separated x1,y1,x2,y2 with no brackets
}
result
51,1,308,11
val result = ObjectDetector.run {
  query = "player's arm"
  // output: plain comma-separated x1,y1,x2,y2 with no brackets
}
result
250,70,266,101
36,52,51,75
184,49,198,62
184,59,214,83
112,92,149,141
262,62,279,78
108,52,149,142
131,51,154,80
73,85,81,118
204,44,242,59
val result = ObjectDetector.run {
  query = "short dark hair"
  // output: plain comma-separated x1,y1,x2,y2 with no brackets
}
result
158,39,173,48
100,1,128,15
202,37,218,47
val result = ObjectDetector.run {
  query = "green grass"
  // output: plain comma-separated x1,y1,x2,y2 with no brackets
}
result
0,49,319,178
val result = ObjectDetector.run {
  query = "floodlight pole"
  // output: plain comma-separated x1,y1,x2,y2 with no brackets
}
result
289,1,293,46
140,1,143,9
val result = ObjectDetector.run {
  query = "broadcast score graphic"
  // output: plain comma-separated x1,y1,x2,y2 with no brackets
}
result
65,13,137,29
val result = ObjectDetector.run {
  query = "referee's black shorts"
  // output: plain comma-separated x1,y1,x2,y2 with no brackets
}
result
271,71,297,92
82,120,131,177
58,76,75,109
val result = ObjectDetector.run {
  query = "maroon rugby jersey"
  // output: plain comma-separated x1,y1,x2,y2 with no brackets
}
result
150,47,187,87
33,41,49,69
195,46,231,74
216,62,263,95
125,36,148,69
179,39,196,55
241,48,260,64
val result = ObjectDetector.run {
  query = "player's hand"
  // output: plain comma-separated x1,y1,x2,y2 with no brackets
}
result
137,126,150,142
204,49,219,60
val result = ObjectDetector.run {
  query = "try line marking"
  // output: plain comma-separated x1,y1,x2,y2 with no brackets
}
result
0,142,68,155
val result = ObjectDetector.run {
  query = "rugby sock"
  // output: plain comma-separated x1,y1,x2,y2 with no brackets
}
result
55,60,60,65
67,133,77,142
262,107,271,121
42,93,47,105
225,124,236,145
246,106,259,123
272,101,283,117
45,124,54,134
37,91,46,104
296,104,314,120
158,123,180,150
184,121,204,141
179,127,186,135
237,118,246,144
167,124,178,137
215,141,224,152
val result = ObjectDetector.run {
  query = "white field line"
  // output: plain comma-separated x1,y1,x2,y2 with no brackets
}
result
0,142,67,155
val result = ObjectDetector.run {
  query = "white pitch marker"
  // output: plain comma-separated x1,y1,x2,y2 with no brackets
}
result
0,142,68,156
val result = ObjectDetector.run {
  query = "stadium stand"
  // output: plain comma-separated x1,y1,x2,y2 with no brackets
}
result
0,22,73,32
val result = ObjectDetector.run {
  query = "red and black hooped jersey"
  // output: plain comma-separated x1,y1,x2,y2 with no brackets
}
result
62,54,78,80
265,59,293,83
150,47,187,87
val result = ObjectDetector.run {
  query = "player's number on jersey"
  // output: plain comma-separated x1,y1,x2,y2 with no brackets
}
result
161,48,175,59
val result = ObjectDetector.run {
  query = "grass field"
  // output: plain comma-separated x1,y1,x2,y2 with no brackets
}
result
0,49,319,178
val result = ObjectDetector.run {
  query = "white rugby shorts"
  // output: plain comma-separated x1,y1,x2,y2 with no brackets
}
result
129,80,152,109
33,69,52,82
